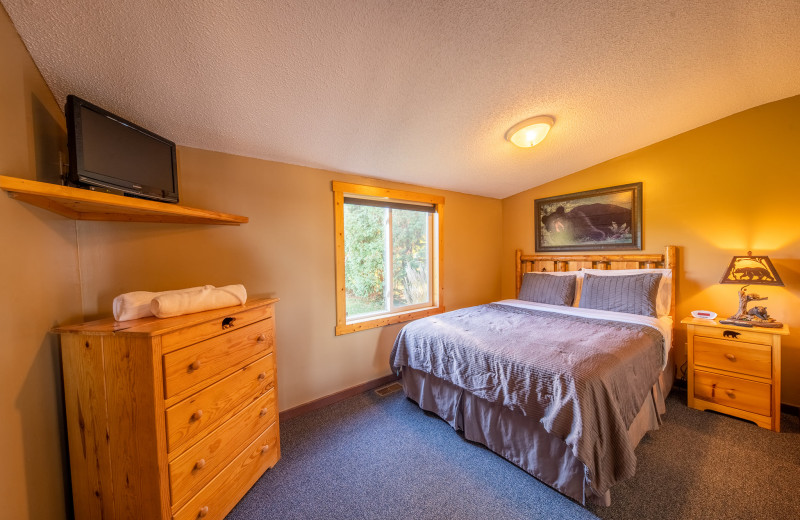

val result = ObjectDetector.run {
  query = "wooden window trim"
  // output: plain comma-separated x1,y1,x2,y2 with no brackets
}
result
333,181,444,336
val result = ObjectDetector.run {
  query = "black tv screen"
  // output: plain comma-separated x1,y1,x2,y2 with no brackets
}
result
66,95,178,203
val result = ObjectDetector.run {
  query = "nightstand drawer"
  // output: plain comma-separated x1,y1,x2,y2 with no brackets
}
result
692,326,772,345
693,336,771,378
694,370,771,416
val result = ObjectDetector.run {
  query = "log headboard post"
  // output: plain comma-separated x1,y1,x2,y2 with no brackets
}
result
665,245,677,323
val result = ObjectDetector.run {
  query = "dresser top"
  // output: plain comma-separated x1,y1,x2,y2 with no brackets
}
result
53,297,278,336
681,316,789,335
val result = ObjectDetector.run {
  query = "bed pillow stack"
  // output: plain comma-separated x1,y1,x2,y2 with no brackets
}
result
518,272,577,306
579,273,662,317
580,268,673,317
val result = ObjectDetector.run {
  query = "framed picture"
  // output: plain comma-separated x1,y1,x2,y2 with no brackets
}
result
534,182,642,252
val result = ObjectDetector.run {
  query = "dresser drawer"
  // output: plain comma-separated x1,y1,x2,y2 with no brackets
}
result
692,326,772,345
169,388,277,508
173,422,279,520
693,370,771,416
161,305,274,353
163,318,274,399
166,354,275,452
693,336,771,379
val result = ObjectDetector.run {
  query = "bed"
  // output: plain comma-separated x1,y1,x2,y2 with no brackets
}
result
390,246,677,506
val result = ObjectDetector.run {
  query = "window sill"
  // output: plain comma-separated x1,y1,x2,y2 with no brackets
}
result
335,306,444,336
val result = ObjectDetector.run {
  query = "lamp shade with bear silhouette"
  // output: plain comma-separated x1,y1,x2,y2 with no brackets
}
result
719,251,784,286
718,251,784,328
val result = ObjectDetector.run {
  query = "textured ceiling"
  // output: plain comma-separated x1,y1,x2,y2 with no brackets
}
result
3,0,800,198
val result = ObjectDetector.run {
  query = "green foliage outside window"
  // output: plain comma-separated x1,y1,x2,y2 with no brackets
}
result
392,209,429,307
343,203,430,317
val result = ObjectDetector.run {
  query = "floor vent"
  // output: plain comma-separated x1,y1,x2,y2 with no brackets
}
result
375,382,403,397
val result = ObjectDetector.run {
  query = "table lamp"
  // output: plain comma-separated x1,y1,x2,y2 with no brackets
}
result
718,251,784,328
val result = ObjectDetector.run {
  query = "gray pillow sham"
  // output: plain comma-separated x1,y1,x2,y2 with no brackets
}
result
579,272,662,317
518,272,577,306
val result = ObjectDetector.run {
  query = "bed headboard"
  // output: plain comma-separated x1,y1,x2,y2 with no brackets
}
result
515,246,677,321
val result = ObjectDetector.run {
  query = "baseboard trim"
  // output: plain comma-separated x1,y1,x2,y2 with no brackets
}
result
279,373,400,421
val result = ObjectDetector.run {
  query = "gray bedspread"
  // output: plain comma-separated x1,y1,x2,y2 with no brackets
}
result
389,303,664,497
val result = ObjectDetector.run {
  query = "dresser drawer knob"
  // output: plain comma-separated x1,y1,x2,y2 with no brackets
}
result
260,407,268,417
191,409,204,421
194,458,206,470
258,372,267,381
189,360,202,371
198,505,209,518
260,444,270,454
724,353,737,362
725,390,736,399
257,333,267,343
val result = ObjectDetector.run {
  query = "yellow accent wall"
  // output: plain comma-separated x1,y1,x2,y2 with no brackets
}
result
502,95,800,405
0,6,83,520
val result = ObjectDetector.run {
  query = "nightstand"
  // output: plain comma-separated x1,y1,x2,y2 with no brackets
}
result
682,317,789,432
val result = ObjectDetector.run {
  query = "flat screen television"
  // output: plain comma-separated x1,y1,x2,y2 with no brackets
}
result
66,95,179,203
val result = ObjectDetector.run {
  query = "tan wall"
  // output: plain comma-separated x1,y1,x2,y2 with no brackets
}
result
76,148,503,411
502,95,800,405
0,7,83,520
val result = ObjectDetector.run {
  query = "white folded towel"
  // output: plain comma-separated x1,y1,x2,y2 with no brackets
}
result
150,284,247,318
113,286,212,321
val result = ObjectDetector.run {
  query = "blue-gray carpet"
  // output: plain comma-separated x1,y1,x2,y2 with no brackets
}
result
227,387,800,519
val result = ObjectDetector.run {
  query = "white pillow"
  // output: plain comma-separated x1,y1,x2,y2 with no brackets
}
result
524,271,584,307
580,268,672,317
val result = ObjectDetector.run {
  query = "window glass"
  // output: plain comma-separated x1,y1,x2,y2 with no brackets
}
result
392,208,429,308
333,182,443,335
343,203,386,317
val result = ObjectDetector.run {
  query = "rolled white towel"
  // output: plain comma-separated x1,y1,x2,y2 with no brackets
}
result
150,284,247,318
113,286,211,321
113,291,158,321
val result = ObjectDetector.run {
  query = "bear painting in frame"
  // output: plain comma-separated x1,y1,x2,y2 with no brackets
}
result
534,182,642,252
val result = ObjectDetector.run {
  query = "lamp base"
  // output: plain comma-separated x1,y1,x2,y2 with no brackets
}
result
719,318,784,328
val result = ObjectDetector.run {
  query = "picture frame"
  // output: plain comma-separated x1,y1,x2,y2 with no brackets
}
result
534,182,642,252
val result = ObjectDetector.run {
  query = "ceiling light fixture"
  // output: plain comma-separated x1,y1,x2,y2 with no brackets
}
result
505,115,554,148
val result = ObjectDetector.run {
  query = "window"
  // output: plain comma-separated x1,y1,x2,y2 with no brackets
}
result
333,182,444,335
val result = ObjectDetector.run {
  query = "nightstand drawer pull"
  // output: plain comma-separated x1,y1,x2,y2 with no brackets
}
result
724,353,737,362
725,390,736,399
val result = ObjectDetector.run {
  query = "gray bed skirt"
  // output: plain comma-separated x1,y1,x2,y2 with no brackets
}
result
399,350,674,506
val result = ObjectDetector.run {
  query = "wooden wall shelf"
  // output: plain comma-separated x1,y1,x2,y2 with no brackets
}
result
0,176,248,225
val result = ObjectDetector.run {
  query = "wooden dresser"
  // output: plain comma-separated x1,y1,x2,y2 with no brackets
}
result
682,317,788,432
54,298,280,520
